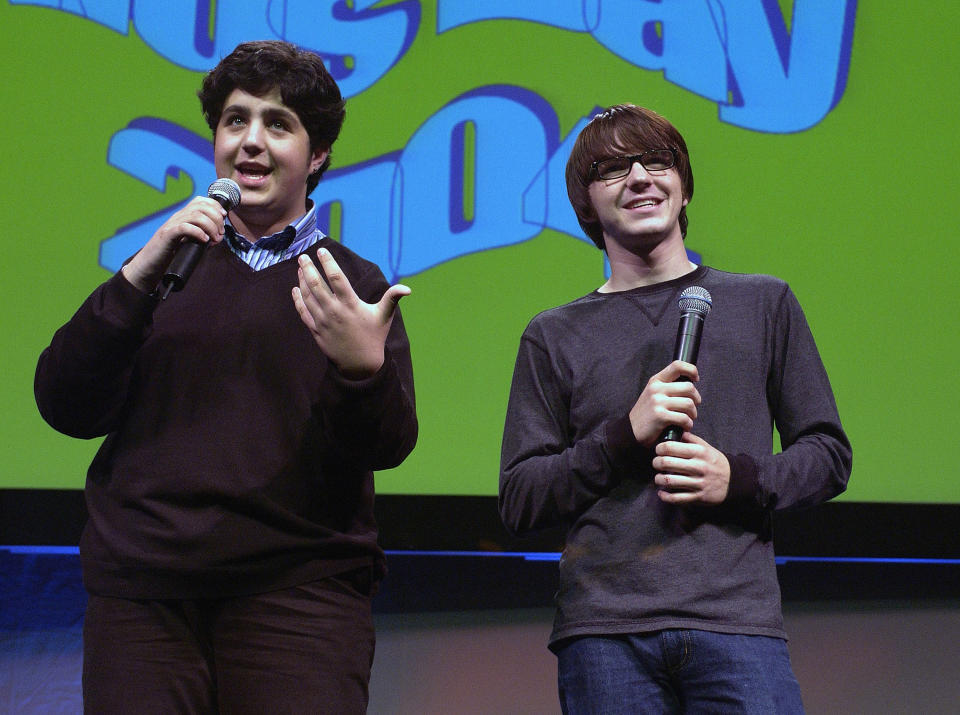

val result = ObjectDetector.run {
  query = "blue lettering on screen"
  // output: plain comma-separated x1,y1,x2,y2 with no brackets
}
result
12,0,857,131
389,86,558,277
100,118,216,271
436,0,858,132
10,0,130,33
523,114,593,244
714,0,858,131
9,0,419,97
10,0,853,275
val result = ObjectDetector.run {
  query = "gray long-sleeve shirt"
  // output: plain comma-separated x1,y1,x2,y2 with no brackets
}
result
500,265,850,645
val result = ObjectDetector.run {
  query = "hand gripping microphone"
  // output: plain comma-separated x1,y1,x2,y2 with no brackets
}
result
659,285,713,443
160,178,242,299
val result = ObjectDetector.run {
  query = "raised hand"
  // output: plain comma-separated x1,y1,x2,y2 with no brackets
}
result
292,247,410,379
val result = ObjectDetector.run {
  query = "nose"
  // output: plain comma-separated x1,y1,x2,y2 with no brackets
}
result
241,119,265,153
624,159,651,185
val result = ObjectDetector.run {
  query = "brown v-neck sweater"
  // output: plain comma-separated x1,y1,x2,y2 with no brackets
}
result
36,239,417,598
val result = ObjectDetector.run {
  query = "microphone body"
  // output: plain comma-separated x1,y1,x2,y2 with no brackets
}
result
160,178,241,299
660,286,712,443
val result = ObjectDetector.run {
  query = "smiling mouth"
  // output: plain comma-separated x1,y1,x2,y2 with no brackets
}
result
625,199,659,209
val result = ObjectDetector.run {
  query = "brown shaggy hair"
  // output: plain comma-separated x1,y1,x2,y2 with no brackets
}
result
198,41,345,195
565,104,694,249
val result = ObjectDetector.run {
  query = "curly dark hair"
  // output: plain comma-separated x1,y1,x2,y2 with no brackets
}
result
198,41,345,195
565,104,694,249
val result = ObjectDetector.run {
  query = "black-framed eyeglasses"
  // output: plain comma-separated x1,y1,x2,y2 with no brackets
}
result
591,148,677,181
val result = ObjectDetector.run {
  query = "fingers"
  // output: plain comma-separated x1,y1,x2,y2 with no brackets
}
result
655,437,698,459
165,196,227,245
646,388,700,434
298,248,410,320
313,247,358,303
679,432,708,447
629,366,703,446
654,446,704,502
296,254,332,311
653,433,730,505
653,438,698,475
654,360,700,386
649,364,701,405
295,251,346,329
649,364,701,435
291,286,317,333
657,394,699,423
191,197,228,240
656,474,698,493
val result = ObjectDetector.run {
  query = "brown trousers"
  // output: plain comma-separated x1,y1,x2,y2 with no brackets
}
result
82,570,375,714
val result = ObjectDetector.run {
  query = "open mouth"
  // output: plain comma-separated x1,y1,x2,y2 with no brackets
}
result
625,198,659,209
236,164,271,182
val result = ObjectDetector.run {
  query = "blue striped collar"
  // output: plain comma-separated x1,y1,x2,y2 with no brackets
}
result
224,201,324,270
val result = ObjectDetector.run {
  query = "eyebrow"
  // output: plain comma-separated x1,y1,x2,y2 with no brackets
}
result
221,103,300,124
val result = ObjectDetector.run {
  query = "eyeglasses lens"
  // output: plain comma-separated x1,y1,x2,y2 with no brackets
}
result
597,150,674,179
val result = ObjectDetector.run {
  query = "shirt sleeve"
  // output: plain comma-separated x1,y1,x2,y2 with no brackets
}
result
748,285,852,511
34,272,157,439
498,328,652,535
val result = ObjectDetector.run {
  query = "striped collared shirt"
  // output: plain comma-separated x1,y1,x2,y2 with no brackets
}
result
224,201,324,270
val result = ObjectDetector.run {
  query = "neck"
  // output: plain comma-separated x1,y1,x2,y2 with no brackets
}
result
600,231,697,291
229,200,310,241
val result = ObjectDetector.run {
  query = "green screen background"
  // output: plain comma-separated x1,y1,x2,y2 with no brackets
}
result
3,2,958,503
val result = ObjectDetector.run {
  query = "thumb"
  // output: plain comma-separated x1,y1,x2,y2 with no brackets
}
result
378,284,411,317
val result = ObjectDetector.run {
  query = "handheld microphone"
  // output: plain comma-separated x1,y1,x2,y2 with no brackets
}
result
659,285,713,443
160,178,242,299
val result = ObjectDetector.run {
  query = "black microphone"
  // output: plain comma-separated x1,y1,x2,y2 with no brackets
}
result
160,178,242,299
660,285,713,443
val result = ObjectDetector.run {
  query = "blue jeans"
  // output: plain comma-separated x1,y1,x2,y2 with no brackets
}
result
556,629,804,714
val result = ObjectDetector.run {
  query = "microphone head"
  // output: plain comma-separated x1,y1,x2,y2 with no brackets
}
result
678,285,712,317
208,178,242,211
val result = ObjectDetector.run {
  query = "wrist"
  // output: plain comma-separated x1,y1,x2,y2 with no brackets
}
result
120,261,158,294
332,351,385,380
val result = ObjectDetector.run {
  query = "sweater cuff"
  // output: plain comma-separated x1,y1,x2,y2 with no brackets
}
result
325,347,394,395
723,452,761,507
605,415,653,470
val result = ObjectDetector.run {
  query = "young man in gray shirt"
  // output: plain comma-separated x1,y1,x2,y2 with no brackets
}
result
500,104,851,713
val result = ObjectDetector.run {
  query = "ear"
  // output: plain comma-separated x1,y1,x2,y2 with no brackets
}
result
310,147,329,174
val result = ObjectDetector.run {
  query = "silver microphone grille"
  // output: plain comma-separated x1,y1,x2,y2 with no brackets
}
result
208,178,241,210
678,286,712,316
